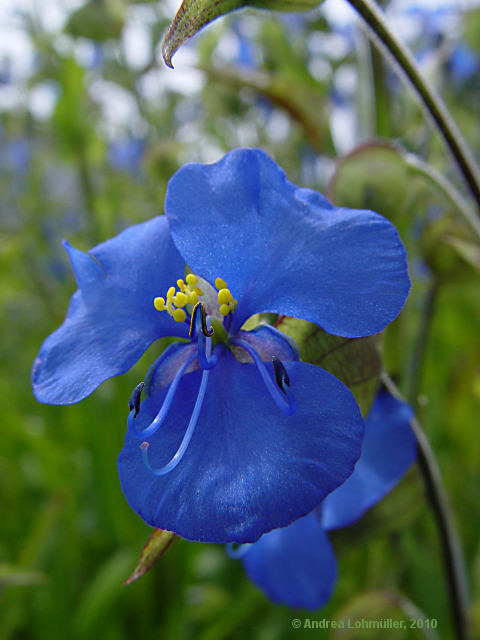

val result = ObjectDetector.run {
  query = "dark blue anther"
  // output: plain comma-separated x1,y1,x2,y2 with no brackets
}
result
128,381,144,418
272,356,290,394
189,302,214,338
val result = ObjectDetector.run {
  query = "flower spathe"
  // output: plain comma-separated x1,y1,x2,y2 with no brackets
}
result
32,148,410,543
237,390,417,609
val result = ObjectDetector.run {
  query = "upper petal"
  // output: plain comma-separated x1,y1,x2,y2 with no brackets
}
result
118,352,364,543
165,148,410,336
320,389,416,530
241,512,337,609
32,216,188,404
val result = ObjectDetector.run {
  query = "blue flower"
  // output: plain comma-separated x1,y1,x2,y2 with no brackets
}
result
448,43,479,84
233,390,417,609
32,148,410,543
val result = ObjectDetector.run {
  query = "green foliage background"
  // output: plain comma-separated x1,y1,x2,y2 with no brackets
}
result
1,1,480,638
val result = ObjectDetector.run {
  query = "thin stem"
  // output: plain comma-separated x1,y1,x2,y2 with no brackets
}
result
407,279,438,414
382,373,469,640
346,0,480,212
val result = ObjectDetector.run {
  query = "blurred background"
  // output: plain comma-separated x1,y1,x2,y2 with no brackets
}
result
1,0,480,638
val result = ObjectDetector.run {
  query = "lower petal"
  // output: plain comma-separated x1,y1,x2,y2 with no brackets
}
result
241,512,337,610
118,352,364,543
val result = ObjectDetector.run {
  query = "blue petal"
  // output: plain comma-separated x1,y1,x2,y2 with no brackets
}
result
320,390,416,530
118,351,364,543
165,148,410,337
145,341,198,397
241,512,337,609
32,217,188,404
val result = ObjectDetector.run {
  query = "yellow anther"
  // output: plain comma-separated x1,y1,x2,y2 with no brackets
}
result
186,273,198,286
154,297,165,311
219,304,230,316
172,308,186,323
189,290,198,305
174,292,189,307
177,279,186,292
167,286,176,299
194,287,204,296
215,277,227,290
218,288,233,304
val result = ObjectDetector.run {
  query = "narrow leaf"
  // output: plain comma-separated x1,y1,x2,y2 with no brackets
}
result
124,529,177,586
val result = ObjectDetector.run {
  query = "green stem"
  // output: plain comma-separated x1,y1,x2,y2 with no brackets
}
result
346,0,480,212
382,373,469,640
404,154,480,242
407,279,438,414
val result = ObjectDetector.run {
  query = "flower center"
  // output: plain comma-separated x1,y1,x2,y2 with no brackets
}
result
153,273,237,324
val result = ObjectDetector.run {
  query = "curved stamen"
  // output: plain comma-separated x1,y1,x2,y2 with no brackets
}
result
195,305,219,370
272,356,290,394
128,381,145,418
140,343,214,477
189,302,214,338
230,338,296,416
225,542,252,560
128,350,198,440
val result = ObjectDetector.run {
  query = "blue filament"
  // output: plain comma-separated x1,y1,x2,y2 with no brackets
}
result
140,341,214,476
128,350,197,440
196,309,219,370
230,338,296,416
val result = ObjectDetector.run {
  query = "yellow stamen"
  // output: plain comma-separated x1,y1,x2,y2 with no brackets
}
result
153,272,236,325
154,297,165,311
218,288,233,304
215,277,227,290
172,308,186,323
174,292,189,307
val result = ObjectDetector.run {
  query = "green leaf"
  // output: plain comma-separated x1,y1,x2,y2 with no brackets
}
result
124,529,177,586
327,141,415,223
277,317,382,416
443,237,480,272
161,0,324,68
64,0,124,42
0,565,47,587
73,551,134,638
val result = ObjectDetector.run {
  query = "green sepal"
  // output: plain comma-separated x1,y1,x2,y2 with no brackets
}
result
124,529,177,586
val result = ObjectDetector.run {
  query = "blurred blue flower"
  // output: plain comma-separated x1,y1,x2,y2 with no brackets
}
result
448,43,479,83
107,138,145,174
0,138,30,175
0,57,12,85
32,148,410,543
233,390,416,609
